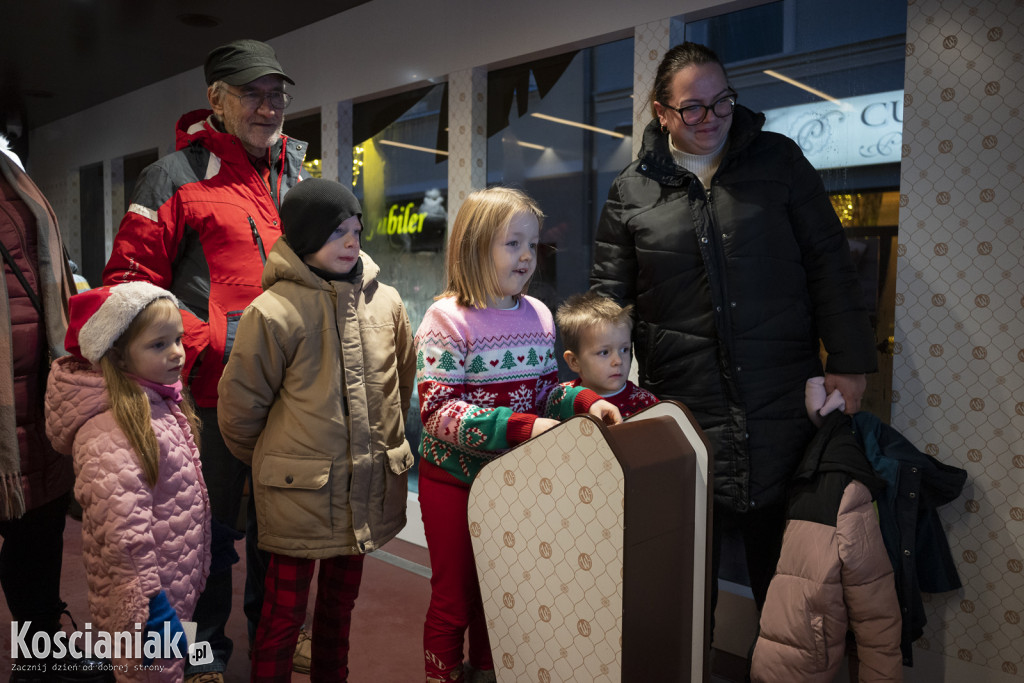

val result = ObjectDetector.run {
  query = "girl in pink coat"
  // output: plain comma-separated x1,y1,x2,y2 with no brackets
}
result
45,282,211,682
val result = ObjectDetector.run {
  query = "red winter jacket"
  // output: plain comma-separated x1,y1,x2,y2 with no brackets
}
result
102,110,306,406
1,147,74,514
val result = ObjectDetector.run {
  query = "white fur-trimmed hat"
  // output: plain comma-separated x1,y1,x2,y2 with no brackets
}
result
65,282,180,364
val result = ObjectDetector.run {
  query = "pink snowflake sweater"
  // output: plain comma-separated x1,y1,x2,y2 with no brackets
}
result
416,296,600,486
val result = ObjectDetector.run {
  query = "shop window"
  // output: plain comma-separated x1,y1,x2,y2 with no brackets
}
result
122,148,158,214
486,38,634,373
283,111,322,179
674,2,785,63
674,0,906,187
352,83,449,492
829,189,900,422
79,162,105,286
353,84,448,261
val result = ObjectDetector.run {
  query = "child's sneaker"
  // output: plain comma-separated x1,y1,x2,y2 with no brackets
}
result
184,673,225,683
292,627,312,674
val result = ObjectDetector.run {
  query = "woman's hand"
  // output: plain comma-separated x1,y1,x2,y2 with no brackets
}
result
824,373,867,414
589,399,622,425
531,417,561,438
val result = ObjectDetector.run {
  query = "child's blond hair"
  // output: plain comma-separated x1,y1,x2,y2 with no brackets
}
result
555,292,634,353
100,297,201,487
439,186,544,309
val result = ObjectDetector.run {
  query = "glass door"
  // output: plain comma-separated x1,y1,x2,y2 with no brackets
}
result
829,190,900,423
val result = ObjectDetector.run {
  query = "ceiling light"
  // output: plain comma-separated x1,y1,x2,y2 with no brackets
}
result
762,70,850,109
530,113,625,139
377,140,449,156
516,140,546,150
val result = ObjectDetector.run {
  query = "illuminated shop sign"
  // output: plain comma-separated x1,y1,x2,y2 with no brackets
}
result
763,90,903,170
364,203,427,241
363,188,447,252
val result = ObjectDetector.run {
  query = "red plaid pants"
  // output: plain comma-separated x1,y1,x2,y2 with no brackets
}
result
251,552,365,682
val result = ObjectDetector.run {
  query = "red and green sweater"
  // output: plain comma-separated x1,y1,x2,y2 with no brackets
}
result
561,378,659,418
415,296,600,486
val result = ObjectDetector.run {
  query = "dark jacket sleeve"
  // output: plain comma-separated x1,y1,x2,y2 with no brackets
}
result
785,141,877,374
590,176,637,308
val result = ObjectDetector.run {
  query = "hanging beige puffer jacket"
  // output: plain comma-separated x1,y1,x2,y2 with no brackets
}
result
751,413,902,682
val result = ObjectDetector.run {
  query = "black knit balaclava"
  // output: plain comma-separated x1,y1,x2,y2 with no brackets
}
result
280,178,362,257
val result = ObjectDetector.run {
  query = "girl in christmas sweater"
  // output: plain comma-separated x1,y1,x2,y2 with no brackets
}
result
416,187,620,683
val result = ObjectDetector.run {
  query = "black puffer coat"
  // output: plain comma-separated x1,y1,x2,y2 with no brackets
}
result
591,105,876,513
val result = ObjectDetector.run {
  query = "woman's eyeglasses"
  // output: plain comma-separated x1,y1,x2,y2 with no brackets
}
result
662,93,737,126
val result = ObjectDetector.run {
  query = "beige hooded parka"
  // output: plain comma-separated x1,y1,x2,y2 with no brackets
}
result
218,240,415,558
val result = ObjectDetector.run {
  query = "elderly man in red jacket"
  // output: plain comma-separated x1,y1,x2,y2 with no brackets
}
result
102,39,307,683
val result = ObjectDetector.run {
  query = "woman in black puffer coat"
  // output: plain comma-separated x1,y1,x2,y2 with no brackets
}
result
590,42,877,617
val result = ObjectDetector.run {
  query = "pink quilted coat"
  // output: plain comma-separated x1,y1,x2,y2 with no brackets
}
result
45,356,211,682
750,479,902,683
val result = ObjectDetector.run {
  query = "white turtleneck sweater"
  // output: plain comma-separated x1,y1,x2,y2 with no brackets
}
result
669,135,728,191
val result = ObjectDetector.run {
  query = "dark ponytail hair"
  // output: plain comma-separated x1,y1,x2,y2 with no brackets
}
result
650,42,728,118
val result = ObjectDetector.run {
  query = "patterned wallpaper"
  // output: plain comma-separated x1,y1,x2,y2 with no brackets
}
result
631,20,670,160
447,66,488,226
39,174,79,264
897,0,1023,677
319,100,341,184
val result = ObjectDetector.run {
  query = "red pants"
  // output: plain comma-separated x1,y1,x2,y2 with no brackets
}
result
251,552,365,683
420,474,494,680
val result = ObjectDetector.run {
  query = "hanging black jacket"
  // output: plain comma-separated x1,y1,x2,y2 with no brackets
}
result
853,412,966,666
591,106,876,512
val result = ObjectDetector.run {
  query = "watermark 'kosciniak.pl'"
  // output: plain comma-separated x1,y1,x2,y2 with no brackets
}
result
11,621,186,661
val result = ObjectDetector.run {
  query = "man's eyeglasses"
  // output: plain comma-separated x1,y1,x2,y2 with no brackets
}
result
222,88,293,111
662,93,737,126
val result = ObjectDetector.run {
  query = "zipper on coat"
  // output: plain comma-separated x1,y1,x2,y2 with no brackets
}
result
0,239,43,315
248,216,267,265
271,141,287,207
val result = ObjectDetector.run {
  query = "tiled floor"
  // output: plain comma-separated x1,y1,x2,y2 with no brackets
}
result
1,514,750,682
